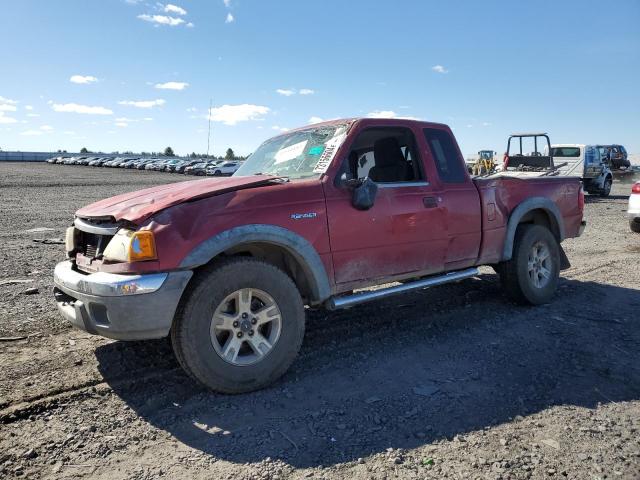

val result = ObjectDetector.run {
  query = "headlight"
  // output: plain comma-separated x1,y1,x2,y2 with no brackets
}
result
103,229,157,262
65,226,77,255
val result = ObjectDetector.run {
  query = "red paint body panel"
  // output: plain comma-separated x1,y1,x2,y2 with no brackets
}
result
474,175,583,264
71,118,584,297
75,175,287,223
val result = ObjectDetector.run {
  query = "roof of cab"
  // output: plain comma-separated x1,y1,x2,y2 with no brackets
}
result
281,117,450,136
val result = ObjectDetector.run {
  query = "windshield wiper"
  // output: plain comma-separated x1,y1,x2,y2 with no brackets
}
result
252,173,290,182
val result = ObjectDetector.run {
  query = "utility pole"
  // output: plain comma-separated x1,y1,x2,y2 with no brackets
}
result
206,98,213,158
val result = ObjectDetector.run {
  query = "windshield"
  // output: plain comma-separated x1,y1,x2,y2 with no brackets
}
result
234,123,350,180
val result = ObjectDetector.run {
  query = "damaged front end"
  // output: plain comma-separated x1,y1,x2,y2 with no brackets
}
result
54,215,192,340
65,216,158,274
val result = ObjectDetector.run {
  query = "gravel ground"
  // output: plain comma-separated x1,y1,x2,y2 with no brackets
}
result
0,162,639,479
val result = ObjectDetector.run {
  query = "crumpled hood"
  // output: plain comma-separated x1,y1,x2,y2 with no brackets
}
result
75,175,280,223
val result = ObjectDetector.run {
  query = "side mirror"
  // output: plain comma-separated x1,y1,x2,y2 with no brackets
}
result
351,177,378,210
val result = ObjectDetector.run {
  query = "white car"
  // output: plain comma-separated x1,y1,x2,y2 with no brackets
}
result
629,181,640,232
207,161,240,176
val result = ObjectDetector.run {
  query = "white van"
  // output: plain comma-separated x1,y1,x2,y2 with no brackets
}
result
551,144,612,197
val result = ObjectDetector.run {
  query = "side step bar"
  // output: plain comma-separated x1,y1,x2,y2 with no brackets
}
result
326,267,479,310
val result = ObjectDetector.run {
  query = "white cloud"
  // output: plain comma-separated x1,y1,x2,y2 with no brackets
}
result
118,99,166,108
25,105,33,110
21,129,43,136
223,0,231,6
40,125,53,131
0,96,18,105
52,103,113,115
63,130,75,135
138,14,185,26
115,122,128,128
114,116,152,124
481,122,492,127
186,22,194,27
225,12,234,23
0,112,18,124
271,125,289,132
26,113,40,117
367,110,397,118
276,88,315,96
186,107,197,112
164,4,187,15
155,81,189,90
70,75,98,84
308,116,324,124
432,65,448,74
366,110,421,121
0,96,18,113
208,104,270,125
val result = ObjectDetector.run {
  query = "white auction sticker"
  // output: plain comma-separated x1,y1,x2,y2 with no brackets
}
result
313,133,346,173
274,140,307,164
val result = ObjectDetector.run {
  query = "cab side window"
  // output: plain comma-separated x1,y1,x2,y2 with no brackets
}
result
423,128,466,183
347,127,423,183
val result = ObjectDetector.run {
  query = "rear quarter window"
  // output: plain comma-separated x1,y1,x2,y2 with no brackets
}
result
422,128,466,183
551,147,581,157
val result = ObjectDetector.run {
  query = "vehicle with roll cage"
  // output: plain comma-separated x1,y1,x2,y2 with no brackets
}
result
53,118,585,393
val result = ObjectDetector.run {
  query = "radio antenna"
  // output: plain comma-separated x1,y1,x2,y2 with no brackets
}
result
206,98,213,157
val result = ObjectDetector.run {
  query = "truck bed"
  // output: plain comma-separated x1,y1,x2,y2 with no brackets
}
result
473,174,584,265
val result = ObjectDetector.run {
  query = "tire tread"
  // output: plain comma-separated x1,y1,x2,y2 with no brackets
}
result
171,257,305,394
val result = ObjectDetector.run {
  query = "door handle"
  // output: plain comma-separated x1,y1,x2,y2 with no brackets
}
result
423,196,438,208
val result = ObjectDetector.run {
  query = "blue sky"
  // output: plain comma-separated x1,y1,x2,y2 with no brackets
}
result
1,0,638,157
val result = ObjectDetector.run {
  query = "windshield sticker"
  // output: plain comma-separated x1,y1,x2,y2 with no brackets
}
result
308,145,325,156
274,140,307,164
313,133,346,173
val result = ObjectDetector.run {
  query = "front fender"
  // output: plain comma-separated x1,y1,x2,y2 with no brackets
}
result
180,224,332,303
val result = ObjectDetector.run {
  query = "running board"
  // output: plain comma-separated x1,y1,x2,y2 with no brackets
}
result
326,268,479,310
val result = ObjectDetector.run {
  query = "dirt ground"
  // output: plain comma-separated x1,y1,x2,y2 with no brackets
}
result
0,162,639,480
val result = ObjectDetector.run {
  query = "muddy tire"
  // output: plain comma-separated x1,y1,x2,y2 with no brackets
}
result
630,218,640,233
171,258,305,394
498,225,560,305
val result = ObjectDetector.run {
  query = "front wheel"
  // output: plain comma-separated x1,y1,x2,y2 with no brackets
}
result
630,218,640,233
600,177,612,197
171,258,305,394
497,224,560,305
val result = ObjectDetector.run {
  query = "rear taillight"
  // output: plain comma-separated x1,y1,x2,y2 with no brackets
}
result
579,187,585,211
632,183,640,194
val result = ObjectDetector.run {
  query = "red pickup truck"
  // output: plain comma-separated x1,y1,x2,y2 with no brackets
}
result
54,118,586,393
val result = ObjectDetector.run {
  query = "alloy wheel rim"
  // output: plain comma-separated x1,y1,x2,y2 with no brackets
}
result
210,288,282,366
527,241,553,289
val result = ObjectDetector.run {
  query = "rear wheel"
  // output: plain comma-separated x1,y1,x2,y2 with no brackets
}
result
630,218,640,233
171,258,305,393
497,225,560,305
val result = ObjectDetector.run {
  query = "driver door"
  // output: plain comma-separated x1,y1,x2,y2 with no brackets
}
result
323,125,448,286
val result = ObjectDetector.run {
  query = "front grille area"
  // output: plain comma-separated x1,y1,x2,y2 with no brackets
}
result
78,230,113,258
73,217,119,259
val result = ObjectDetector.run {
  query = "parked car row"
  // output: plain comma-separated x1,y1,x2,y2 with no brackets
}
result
45,155,242,176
